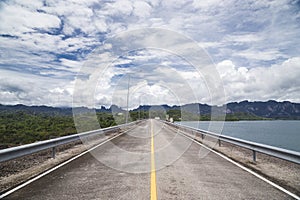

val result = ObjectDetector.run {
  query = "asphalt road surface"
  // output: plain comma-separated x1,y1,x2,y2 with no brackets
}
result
3,120,293,199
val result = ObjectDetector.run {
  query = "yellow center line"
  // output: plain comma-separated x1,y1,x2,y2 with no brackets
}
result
150,120,157,200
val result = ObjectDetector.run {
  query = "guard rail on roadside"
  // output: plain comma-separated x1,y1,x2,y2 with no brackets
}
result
163,121,300,164
0,120,141,163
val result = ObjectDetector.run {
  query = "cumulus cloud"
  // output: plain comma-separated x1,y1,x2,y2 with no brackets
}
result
0,0,300,107
133,1,152,18
0,69,74,106
192,0,224,10
216,57,300,103
0,3,61,36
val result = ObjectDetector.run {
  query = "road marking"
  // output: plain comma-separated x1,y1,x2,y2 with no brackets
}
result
169,125,300,200
0,125,138,199
150,120,157,200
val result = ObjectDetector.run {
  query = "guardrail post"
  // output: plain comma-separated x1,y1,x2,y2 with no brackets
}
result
163,121,300,164
252,150,256,162
52,147,56,159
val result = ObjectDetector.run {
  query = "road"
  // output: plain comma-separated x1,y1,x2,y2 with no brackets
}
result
3,120,293,199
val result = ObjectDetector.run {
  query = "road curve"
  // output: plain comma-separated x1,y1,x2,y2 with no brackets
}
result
3,120,293,199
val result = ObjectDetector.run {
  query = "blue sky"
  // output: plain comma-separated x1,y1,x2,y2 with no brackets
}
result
0,0,300,108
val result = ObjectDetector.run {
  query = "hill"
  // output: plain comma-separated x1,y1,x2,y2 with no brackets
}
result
133,100,300,120
0,100,299,148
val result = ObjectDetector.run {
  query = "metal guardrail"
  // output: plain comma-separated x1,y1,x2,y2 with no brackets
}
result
0,121,140,163
164,121,300,164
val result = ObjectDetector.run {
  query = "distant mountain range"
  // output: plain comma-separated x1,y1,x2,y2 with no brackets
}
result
0,104,121,116
133,100,300,120
226,100,300,119
1,100,300,120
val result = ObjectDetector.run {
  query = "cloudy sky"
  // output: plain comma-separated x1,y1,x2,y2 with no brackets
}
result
0,0,300,108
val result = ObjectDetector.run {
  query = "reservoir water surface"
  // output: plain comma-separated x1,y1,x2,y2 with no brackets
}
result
177,120,300,152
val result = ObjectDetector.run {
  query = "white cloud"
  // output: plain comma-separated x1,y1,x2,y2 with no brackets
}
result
133,1,152,18
0,0,300,107
236,49,287,61
0,69,74,106
217,57,300,102
107,0,133,16
59,58,83,71
10,0,44,9
0,4,61,36
192,0,224,10
161,0,187,9
224,34,262,43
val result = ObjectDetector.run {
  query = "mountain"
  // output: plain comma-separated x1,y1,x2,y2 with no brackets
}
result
226,100,300,119
0,100,299,120
133,100,300,120
0,104,73,116
0,104,124,116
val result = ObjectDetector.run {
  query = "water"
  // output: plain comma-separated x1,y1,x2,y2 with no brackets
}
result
177,120,300,152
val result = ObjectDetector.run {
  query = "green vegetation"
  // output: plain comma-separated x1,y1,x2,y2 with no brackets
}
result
166,110,199,121
129,111,149,121
0,111,118,148
224,112,269,121
0,107,269,149
165,109,268,121
167,110,181,121
0,111,76,148
97,112,117,127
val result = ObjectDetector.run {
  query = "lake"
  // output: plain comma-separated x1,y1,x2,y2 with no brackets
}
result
177,120,300,152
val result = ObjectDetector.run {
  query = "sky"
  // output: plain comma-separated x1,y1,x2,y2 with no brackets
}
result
0,0,300,109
